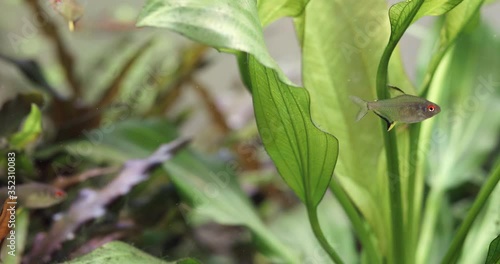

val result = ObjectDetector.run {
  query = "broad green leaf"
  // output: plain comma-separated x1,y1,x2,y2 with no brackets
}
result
9,104,42,149
484,234,500,264
136,0,290,84
136,0,337,211
64,119,297,263
241,54,338,207
388,0,424,42
257,0,309,27
63,241,198,264
412,0,464,22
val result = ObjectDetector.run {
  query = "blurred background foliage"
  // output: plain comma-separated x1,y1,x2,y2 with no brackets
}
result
0,0,499,264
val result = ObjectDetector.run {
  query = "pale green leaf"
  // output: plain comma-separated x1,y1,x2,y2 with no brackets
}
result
136,0,290,84
257,0,309,27
62,241,196,264
9,104,42,149
413,0,464,22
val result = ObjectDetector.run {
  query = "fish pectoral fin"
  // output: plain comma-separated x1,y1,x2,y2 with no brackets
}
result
388,85,406,94
387,122,396,131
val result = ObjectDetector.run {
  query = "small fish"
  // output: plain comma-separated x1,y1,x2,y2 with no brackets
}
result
350,87,441,131
0,183,66,209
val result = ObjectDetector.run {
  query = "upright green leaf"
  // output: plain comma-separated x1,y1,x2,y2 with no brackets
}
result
63,241,198,264
257,0,310,27
242,55,338,206
485,234,500,264
9,104,42,149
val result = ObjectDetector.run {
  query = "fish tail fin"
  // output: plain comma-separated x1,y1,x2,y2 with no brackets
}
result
349,96,369,122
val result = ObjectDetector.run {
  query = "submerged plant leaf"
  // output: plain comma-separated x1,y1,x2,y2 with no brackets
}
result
388,0,424,42
137,0,338,210
136,0,290,84
9,104,42,150
412,0,463,22
241,54,338,207
0,93,43,138
63,241,197,264
485,234,500,264
257,0,310,27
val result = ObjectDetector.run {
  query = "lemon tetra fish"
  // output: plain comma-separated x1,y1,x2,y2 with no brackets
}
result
350,86,441,131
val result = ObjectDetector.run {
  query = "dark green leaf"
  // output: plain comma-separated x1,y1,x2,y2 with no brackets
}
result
0,93,43,138
9,104,42,149
485,234,500,264
242,54,338,207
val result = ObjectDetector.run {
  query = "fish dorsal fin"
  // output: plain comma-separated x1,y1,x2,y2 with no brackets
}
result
388,85,406,94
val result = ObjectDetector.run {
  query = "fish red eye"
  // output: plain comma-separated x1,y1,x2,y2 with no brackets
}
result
54,190,65,198
427,105,435,112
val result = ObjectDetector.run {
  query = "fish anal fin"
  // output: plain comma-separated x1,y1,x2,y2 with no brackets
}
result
373,111,395,131
388,85,406,94
387,122,396,131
